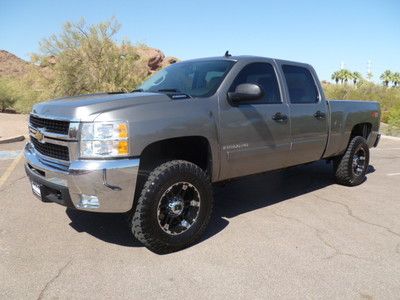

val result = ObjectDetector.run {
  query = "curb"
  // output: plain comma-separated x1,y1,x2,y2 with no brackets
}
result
381,135,400,141
0,135,25,144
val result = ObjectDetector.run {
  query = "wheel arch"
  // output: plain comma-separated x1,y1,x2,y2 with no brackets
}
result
350,122,372,141
138,136,213,179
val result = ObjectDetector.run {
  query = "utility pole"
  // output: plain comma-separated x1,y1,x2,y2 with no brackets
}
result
367,60,372,81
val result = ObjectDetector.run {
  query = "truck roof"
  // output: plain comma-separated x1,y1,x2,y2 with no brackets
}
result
181,55,312,68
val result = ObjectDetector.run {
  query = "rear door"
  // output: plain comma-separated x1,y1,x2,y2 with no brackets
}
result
279,64,328,165
218,61,291,180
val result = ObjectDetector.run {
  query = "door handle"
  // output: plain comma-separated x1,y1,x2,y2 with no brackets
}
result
314,110,326,120
272,112,288,123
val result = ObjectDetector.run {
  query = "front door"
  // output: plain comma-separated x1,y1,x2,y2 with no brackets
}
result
219,61,291,180
280,64,329,166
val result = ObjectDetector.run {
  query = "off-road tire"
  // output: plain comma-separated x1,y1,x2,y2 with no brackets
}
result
334,136,370,186
131,160,213,254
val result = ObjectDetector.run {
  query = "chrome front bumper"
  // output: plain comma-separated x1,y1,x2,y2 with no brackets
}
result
24,142,140,213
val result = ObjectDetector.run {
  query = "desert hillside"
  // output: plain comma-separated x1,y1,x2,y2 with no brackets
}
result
0,50,32,77
0,48,177,79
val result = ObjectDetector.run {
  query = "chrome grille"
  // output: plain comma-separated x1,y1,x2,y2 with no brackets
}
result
29,115,70,135
31,137,69,161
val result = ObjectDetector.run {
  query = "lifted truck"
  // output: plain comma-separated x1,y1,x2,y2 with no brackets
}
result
25,55,381,253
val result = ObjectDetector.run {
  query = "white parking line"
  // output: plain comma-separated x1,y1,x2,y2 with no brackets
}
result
387,173,400,176
0,150,22,160
381,135,400,141
0,152,23,189
373,148,400,150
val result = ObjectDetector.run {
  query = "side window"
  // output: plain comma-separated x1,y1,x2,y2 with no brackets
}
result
230,63,281,104
282,65,319,103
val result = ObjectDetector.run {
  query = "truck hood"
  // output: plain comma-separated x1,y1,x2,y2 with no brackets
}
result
32,92,171,121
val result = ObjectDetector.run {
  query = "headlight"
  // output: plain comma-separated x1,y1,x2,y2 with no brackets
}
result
80,121,129,158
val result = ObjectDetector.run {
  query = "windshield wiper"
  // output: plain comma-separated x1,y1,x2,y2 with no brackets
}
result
132,88,191,99
157,89,181,93
107,91,127,94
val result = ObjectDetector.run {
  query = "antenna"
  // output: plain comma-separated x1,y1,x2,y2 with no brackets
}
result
224,50,231,57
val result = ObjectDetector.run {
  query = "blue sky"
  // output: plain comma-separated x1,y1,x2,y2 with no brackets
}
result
0,0,399,81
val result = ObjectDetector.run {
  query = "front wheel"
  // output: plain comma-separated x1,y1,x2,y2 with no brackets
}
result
131,160,213,254
333,136,370,186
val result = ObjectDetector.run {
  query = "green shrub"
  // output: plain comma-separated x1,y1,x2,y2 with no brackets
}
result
388,104,400,128
0,77,17,111
31,17,149,97
323,81,400,124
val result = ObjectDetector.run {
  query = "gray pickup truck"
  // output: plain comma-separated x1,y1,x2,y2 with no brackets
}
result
24,55,381,253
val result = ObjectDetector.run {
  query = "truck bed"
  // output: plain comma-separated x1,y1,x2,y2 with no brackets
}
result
323,100,380,158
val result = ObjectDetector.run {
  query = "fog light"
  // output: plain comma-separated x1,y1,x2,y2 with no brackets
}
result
78,194,100,209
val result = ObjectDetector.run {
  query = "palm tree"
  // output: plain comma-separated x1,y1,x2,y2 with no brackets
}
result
352,72,362,85
392,72,400,87
340,69,352,84
380,70,393,87
331,71,340,84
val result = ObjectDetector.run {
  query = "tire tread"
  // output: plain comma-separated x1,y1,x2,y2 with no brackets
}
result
131,160,212,254
334,136,369,186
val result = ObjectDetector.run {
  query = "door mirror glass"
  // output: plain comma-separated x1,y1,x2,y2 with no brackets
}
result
228,83,263,105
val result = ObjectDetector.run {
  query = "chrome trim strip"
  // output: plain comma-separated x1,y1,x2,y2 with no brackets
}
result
69,122,79,139
28,125,77,142
29,131,71,146
69,158,140,173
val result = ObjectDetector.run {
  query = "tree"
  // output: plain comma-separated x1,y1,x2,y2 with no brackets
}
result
339,69,352,84
31,17,149,96
380,70,393,87
352,72,362,85
392,72,400,87
331,71,340,84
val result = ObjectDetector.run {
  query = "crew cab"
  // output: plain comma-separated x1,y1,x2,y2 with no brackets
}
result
24,55,381,253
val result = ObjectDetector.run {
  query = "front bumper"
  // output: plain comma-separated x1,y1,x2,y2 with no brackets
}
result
24,142,140,213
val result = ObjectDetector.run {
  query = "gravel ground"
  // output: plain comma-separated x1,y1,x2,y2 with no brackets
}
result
0,113,28,139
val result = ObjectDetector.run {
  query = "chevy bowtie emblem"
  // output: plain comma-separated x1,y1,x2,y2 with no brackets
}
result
35,129,44,142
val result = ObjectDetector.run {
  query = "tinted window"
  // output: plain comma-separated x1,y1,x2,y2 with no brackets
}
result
229,63,281,104
282,65,319,103
139,60,235,97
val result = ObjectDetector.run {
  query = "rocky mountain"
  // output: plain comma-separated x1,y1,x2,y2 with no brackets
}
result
0,50,32,77
0,48,178,78
136,47,178,72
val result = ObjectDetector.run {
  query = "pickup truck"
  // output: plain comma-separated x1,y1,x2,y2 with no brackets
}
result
24,55,381,253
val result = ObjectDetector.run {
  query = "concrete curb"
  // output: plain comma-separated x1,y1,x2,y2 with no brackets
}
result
381,135,400,141
0,135,25,144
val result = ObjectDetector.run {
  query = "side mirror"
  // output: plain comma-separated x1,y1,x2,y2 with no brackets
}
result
227,83,263,106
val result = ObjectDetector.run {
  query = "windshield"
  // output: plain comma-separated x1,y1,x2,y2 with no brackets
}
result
138,60,235,97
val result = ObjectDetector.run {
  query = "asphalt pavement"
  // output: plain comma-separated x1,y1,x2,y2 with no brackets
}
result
1,138,400,299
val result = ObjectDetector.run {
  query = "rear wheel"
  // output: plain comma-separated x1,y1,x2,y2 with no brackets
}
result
333,136,370,186
131,160,213,254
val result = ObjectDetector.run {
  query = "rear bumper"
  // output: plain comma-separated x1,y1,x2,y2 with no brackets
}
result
24,142,140,213
366,131,381,148
373,133,381,147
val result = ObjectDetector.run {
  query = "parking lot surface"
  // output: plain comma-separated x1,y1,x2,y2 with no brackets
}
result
1,138,400,299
